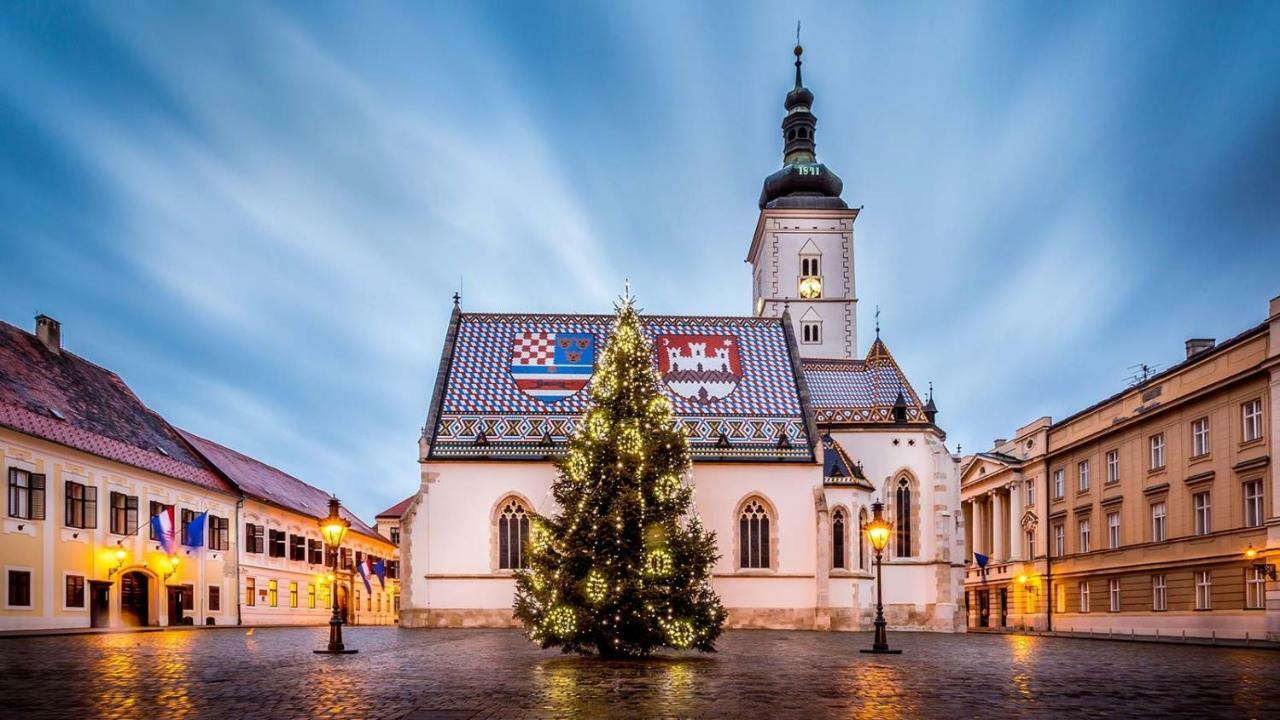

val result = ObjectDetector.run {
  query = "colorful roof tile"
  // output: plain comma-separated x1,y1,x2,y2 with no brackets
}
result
426,313,814,461
0,321,233,494
802,338,928,425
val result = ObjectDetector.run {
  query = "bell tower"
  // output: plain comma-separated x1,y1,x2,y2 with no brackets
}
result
746,40,860,359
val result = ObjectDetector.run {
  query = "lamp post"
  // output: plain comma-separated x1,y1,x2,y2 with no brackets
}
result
861,500,902,654
314,496,357,655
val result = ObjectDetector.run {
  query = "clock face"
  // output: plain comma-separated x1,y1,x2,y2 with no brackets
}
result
798,276,822,299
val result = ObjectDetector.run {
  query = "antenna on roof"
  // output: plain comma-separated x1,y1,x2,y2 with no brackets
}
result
1124,362,1161,387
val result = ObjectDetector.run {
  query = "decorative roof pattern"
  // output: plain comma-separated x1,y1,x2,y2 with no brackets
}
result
802,338,928,425
0,322,233,494
429,313,812,461
821,434,871,489
179,429,386,544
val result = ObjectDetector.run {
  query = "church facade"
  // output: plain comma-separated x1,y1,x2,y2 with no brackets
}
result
399,46,965,633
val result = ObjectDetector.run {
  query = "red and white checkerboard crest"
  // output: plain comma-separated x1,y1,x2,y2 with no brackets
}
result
657,334,742,404
509,331,596,403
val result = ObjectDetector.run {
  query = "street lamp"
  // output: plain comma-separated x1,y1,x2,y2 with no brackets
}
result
107,546,128,579
162,555,180,582
315,496,357,655
860,500,902,655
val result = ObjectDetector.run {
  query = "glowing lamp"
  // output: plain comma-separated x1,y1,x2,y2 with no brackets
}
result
315,496,357,655
1017,574,1028,584
320,497,350,548
863,502,893,553
798,276,823,299
860,500,902,655
1245,545,1258,560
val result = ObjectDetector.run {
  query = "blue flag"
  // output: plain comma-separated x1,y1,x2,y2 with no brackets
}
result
356,557,373,593
372,558,386,589
183,512,207,548
973,552,989,568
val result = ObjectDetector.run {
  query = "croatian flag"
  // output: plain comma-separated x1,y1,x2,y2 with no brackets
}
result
151,506,177,555
356,557,373,593
372,558,387,589
183,512,207,549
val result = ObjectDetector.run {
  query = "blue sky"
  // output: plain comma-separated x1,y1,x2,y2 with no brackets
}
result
2,2,1278,520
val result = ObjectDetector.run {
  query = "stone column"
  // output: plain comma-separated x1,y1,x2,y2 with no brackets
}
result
992,490,1006,563
963,500,973,563
1008,481,1024,561
971,497,984,559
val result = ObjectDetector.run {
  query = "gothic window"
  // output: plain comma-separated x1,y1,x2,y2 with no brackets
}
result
895,477,913,559
832,509,846,569
739,500,771,569
858,507,868,570
497,498,530,570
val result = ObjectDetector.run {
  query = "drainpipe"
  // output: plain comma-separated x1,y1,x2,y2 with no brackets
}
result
1044,455,1052,633
235,495,244,627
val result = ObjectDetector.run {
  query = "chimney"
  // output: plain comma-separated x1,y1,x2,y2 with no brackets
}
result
35,315,61,355
1185,338,1215,359
993,438,1008,449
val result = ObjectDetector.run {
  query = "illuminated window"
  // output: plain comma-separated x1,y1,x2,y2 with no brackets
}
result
739,500,771,569
1055,583,1065,613
268,579,278,608
497,498,530,570
831,509,846,569
1242,399,1263,442
289,581,298,608
1191,417,1210,457
308,584,316,609
245,577,256,607
1152,575,1167,611
1195,570,1212,610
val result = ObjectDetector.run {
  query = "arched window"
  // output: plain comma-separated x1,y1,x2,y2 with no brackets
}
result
895,478,913,558
497,498,530,570
832,509,846,569
858,507,868,570
739,500,771,569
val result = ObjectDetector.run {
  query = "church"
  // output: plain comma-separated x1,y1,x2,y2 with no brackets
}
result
399,45,965,633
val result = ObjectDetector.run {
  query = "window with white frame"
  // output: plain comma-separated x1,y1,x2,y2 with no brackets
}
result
7,468,45,521
1108,578,1121,612
800,321,821,344
1191,417,1210,457
1246,566,1266,609
1053,469,1064,499
1078,581,1090,613
1149,433,1165,470
1025,479,1036,507
1078,518,1091,553
1195,570,1212,610
1106,450,1119,484
1025,529,1036,559
1151,501,1167,542
1243,480,1263,528
1053,523,1065,557
1078,460,1090,492
1193,492,1211,536
1152,574,1167,611
6,569,32,608
1107,511,1120,549
1242,398,1263,443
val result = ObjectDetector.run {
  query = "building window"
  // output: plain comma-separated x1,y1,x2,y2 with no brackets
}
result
388,560,400,580
289,534,306,562
831,509,846,569
307,539,323,565
148,501,167,540
1151,502,1167,542
1242,399,1263,442
497,498,530,570
1191,417,1210,458
245,524,265,554
798,255,822,299
1108,578,1121,612
1194,570,1212,610
208,585,221,612
1105,450,1119,485
1055,582,1065,613
290,581,298,608
894,478,913,558
1152,575,1167,611
1243,480,1263,528
739,499,771,569
800,321,821,344
1025,529,1036,559
1025,479,1036,507
180,508,196,546
1078,518,1091,553
1193,492,1211,536
1078,581,1090,613
64,481,97,529
857,507,867,570
1053,523,1065,557
268,530,286,558
245,577,256,607
1246,567,1266,610
340,548,352,570
7,569,32,608
1107,512,1120,549
308,584,317,609
390,526,400,545
8,468,46,521
208,515,229,551
268,579,278,607
109,492,138,535
1078,460,1090,492
1052,469,1064,499
65,574,85,608
1149,434,1165,470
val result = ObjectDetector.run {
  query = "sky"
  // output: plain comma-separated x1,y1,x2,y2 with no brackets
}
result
2,2,1279,520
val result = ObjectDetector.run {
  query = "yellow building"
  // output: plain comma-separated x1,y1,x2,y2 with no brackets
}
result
963,294,1279,641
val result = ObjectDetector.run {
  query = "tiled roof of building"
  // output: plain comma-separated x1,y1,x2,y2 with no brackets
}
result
0,321,233,494
179,429,386,544
801,338,928,425
376,495,414,519
821,434,872,489
425,312,814,461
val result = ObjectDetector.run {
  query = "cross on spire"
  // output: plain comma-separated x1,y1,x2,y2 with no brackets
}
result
875,305,881,339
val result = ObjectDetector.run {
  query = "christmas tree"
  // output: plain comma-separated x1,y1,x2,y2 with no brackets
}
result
513,295,726,658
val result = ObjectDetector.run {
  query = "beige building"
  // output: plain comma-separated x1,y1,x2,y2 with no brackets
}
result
375,495,412,547
962,294,1279,641
1,315,395,631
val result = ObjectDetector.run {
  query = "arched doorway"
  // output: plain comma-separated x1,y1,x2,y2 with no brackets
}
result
120,572,150,627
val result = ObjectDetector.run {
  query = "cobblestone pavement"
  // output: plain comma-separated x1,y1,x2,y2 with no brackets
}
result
1,627,1277,719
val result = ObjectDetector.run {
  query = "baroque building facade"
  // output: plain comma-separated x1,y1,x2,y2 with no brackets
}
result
399,46,965,632
961,294,1279,641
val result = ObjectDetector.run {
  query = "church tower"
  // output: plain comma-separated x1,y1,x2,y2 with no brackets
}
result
746,42,860,359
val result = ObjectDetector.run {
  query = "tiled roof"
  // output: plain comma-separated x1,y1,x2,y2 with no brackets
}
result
427,313,813,461
0,321,233,494
802,338,928,425
821,434,871,488
179,429,386,544
376,495,414,519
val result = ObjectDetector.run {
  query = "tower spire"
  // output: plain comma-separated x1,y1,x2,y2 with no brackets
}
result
794,21,803,88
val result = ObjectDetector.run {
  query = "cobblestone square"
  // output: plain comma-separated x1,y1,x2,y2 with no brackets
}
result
1,627,1277,718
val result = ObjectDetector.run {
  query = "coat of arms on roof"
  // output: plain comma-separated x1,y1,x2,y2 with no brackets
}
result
657,334,741,405
509,331,596,403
